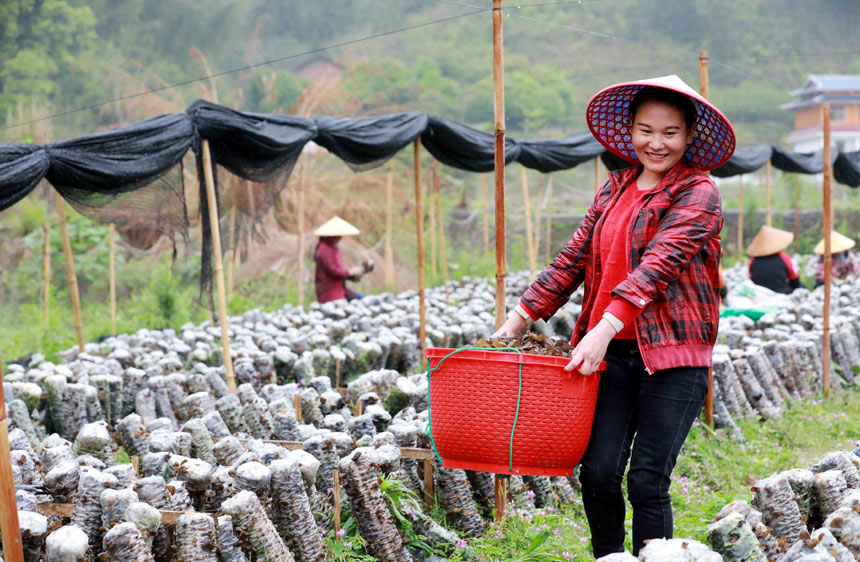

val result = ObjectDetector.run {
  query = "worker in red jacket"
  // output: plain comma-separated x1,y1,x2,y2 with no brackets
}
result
494,75,735,557
313,216,372,303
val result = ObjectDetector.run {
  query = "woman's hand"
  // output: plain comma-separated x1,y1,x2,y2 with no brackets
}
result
565,319,616,375
347,265,364,277
490,313,528,339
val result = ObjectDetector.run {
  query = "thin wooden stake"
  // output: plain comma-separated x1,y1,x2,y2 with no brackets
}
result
334,359,342,390
423,458,435,507
0,360,25,562
765,159,772,227
297,164,306,307
226,204,237,301
794,175,801,253
43,215,50,326
333,469,341,537
737,176,744,262
544,177,554,263
494,476,507,522
201,139,236,394
55,192,85,352
532,174,544,266
433,160,450,304
294,394,303,423
428,163,438,279
493,0,507,523
131,455,140,476
414,139,427,363
520,167,536,278
109,223,117,336
384,163,395,290
594,157,601,194
822,103,833,394
699,49,714,429
481,174,490,254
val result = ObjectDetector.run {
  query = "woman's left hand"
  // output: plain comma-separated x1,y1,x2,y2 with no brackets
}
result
565,319,616,375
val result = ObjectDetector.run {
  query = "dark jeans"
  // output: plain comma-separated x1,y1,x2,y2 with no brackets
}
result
345,291,363,302
579,339,708,558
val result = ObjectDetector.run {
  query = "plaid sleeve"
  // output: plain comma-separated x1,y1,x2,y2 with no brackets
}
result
520,182,606,320
613,177,721,308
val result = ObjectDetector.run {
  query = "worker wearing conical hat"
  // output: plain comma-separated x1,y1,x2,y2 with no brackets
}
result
313,216,373,303
747,225,800,294
814,230,859,287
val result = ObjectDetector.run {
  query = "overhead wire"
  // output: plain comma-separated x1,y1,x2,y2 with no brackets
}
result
2,7,487,132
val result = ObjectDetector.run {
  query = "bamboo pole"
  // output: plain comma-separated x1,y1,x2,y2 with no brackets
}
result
481,174,490,254
594,158,601,194
433,160,450,304
296,163,306,307
226,204,237,301
493,0,508,523
765,159,772,227
294,394,303,423
109,223,117,336
423,458,435,507
794,175,801,253
544,176,554,263
737,176,744,262
55,192,85,352
533,174,544,266
699,49,713,429
333,469,341,538
0,360,24,562
414,139,427,363
43,216,50,326
822,103,832,394
428,163,438,279
520,167,536,278
385,163,395,289
201,139,236,394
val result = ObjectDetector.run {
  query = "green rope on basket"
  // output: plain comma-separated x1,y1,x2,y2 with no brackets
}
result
424,346,522,472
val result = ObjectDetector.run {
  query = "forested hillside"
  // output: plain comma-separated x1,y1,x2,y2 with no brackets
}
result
2,0,859,145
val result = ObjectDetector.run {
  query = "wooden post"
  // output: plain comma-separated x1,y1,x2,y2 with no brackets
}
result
822,103,832,394
414,139,427,363
765,159,772,227
433,160,450,304
481,174,490,254
699,49,714,429
545,176,554,263
109,223,117,336
594,158,601,194
737,176,745,262
297,165,306,308
532,175,544,265
201,139,236,394
423,458,435,507
384,163,395,290
493,0,508,523
226,205,237,301
0,361,25,562
333,469,341,537
55,192,85,353
131,455,140,476
428,163,438,279
794,175,801,253
293,394,303,423
334,359,342,390
43,216,50,326
520,167,536,279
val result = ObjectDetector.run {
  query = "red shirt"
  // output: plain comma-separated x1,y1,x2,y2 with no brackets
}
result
587,182,649,339
314,240,350,303
520,162,723,374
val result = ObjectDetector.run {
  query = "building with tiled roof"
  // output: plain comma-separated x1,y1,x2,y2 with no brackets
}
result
782,74,860,152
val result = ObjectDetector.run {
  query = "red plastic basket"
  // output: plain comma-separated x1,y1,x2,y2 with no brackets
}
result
426,347,603,477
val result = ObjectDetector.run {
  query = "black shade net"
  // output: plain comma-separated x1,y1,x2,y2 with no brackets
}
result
2,98,858,302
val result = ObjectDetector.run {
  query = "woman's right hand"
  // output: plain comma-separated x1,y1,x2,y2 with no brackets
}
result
490,313,527,339
347,265,364,277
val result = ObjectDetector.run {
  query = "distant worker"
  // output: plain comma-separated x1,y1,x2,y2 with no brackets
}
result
747,225,800,294
814,230,860,287
313,216,374,303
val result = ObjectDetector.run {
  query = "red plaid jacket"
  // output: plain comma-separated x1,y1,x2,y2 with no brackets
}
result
520,161,723,373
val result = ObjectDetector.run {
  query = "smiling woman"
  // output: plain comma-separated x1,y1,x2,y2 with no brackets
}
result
492,75,736,557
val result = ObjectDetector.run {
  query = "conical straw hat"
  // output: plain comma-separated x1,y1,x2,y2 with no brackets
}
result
586,74,736,171
746,225,794,257
813,230,855,255
313,216,360,237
